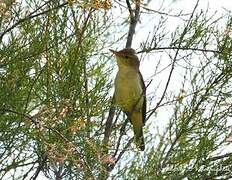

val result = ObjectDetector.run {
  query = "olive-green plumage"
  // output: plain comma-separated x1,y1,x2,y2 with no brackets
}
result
110,48,146,151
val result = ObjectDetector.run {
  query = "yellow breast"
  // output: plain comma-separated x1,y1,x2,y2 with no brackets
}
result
114,68,143,112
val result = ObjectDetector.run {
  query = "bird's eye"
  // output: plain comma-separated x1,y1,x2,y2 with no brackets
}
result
125,55,129,59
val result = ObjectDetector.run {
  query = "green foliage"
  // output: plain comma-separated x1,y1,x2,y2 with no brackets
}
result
0,0,113,179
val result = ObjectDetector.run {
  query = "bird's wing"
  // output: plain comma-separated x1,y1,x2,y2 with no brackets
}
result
139,71,146,125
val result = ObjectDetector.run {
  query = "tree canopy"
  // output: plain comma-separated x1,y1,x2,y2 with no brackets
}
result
0,0,232,179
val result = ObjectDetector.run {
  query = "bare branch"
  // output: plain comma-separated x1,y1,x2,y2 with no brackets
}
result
126,0,133,17
126,0,141,48
103,96,116,150
138,46,222,55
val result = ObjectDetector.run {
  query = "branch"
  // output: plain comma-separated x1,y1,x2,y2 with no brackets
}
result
32,156,48,180
126,0,141,48
115,138,133,165
126,0,133,17
138,46,222,55
0,108,37,125
103,96,116,150
113,119,129,157
208,152,232,162
107,138,133,172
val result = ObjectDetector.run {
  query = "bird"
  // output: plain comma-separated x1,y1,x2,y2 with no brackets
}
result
110,48,146,151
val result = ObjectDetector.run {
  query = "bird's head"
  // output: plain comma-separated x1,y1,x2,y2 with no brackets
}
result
110,48,140,70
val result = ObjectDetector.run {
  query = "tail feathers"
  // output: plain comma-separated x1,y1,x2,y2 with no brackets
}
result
130,112,145,151
135,130,145,151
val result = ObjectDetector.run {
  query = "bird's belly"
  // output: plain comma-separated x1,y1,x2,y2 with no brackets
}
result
115,75,143,112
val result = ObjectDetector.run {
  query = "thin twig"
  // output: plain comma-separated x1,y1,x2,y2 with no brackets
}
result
32,156,48,180
113,119,129,157
0,108,37,125
138,46,222,55
141,5,190,18
207,152,232,162
159,28,228,171
107,138,134,171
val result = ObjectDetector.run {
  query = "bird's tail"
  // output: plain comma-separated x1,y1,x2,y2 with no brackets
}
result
135,128,145,151
130,111,145,151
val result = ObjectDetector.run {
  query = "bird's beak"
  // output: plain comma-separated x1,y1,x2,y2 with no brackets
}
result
109,49,120,56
